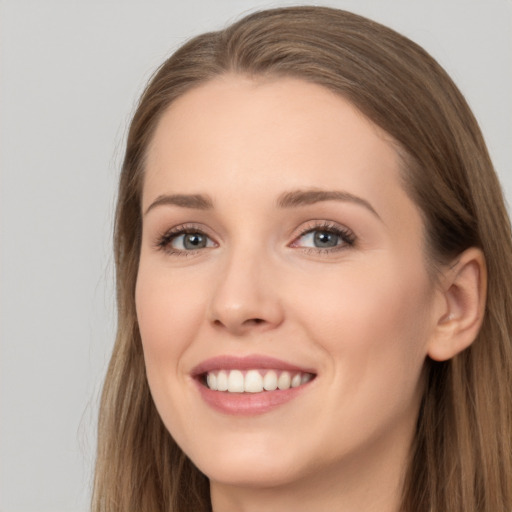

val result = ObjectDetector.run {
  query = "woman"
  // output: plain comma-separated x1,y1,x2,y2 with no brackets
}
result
92,6,512,511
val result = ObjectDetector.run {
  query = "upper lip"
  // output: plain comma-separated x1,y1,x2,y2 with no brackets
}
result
191,354,316,376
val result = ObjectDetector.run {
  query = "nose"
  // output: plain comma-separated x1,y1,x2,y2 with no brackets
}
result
208,248,284,336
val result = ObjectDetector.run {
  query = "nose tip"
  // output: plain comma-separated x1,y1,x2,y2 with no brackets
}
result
210,298,283,335
208,259,284,335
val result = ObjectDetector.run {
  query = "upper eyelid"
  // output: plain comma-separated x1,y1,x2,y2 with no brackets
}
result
162,223,214,236
291,220,354,237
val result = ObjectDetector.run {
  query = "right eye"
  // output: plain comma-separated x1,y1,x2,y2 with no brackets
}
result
170,232,214,250
156,226,217,255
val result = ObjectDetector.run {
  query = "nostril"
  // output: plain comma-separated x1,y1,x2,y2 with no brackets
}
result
212,317,263,324
246,318,264,325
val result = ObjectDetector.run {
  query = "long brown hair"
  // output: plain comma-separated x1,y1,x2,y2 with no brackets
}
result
92,7,512,511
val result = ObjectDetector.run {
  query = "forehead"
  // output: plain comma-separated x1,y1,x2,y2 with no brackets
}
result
143,75,415,226
147,75,398,170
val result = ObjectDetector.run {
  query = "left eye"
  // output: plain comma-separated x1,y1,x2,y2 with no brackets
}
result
170,232,215,250
293,226,355,250
296,230,341,248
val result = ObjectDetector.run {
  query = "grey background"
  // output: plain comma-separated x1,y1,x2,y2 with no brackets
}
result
1,1,510,511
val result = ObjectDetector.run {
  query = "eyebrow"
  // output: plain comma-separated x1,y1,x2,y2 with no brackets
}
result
277,189,380,219
143,189,380,220
144,193,214,215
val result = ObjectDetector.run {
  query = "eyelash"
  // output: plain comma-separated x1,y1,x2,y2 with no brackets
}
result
154,221,356,256
291,221,356,254
154,223,214,256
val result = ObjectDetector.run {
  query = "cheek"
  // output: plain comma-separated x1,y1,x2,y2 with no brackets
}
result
135,265,205,374
292,259,432,387
291,262,432,451
135,263,212,441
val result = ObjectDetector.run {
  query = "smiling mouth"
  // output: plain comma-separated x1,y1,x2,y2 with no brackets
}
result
192,356,317,414
201,369,315,393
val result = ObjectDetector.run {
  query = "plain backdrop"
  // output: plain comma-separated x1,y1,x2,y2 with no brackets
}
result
0,1,510,511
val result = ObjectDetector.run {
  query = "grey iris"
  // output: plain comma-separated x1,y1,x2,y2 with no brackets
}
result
314,231,338,248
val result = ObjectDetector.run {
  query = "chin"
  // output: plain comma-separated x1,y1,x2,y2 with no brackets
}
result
189,440,310,488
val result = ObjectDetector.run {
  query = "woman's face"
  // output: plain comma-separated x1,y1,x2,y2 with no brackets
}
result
136,76,443,491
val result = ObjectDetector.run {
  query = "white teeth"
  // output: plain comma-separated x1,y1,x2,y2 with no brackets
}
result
206,372,217,391
217,370,228,391
204,369,314,393
277,371,291,390
244,370,263,393
263,370,278,391
291,373,302,388
227,369,244,392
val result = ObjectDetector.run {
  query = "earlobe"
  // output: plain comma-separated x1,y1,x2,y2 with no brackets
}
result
427,247,487,362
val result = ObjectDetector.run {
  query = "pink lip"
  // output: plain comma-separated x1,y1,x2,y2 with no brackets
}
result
191,354,315,376
191,354,316,416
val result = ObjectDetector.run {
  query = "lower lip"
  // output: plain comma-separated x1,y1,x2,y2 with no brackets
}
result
195,379,312,415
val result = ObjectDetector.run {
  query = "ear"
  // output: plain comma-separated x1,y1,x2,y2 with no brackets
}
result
427,247,487,362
